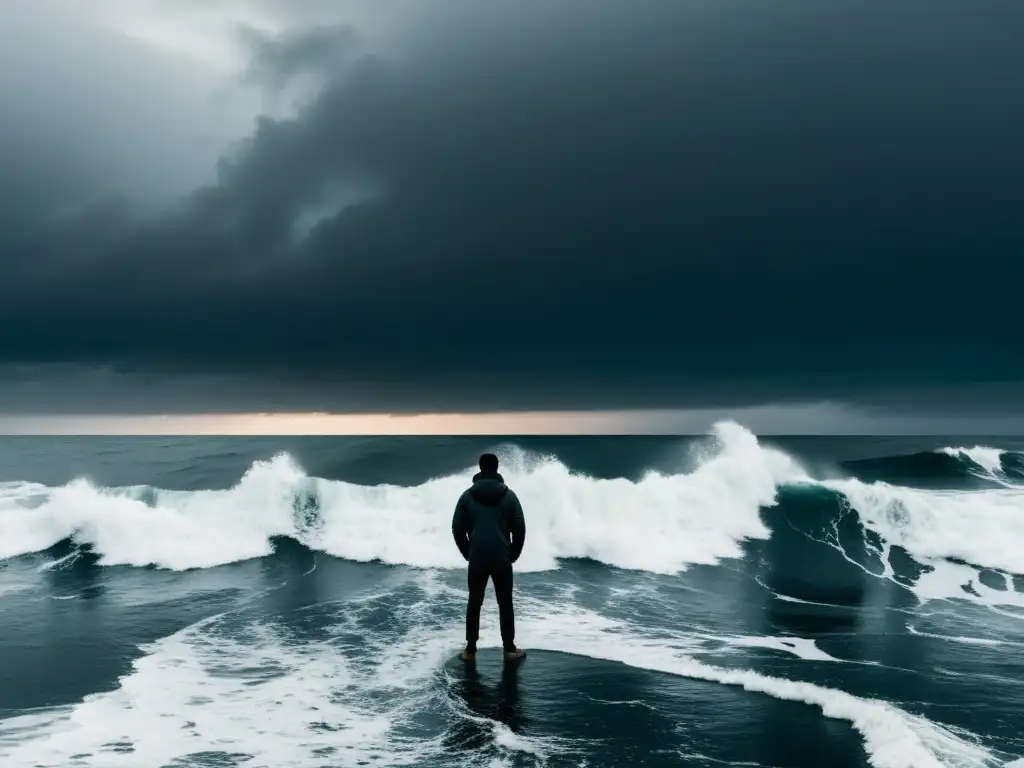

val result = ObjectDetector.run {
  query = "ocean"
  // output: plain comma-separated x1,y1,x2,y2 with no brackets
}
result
0,423,1022,768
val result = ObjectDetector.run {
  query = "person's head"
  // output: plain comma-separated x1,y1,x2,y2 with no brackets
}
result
479,453,499,473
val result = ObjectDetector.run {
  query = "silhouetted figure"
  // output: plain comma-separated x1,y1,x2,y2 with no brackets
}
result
452,453,526,662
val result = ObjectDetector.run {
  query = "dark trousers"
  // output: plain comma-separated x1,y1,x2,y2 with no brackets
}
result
465,562,516,652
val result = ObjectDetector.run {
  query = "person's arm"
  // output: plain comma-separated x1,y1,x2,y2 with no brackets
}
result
508,492,526,564
452,492,471,561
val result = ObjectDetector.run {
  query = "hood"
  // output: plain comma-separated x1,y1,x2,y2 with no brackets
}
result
469,471,509,506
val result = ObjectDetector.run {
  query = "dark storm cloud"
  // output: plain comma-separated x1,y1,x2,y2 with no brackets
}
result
2,0,1023,412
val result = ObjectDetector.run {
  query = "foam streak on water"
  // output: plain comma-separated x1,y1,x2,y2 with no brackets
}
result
0,582,1006,768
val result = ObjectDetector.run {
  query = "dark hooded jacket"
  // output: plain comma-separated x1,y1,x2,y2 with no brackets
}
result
452,471,526,569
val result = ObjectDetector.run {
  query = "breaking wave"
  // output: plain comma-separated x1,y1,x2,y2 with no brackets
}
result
1,423,1023,591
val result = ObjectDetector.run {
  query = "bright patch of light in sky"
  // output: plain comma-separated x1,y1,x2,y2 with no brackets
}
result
2,405,1023,435
96,1,279,73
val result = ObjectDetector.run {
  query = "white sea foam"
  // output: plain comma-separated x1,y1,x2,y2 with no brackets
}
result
0,580,1004,768
510,602,998,768
0,581,999,768
0,421,806,574
906,625,1014,647
1,423,1023,605
0,599,455,767
822,479,1024,578
910,561,1024,610
0,465,307,569
718,635,842,662
0,579,569,768
806,476,1024,608
939,446,1006,478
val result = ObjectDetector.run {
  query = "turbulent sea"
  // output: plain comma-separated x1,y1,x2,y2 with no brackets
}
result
1,424,1023,768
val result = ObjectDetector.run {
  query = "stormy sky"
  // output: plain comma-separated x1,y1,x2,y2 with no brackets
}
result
1,0,1022,426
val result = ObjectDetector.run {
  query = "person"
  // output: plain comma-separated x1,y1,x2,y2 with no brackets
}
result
452,452,527,662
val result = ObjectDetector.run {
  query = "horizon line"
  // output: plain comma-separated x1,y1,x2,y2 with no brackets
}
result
0,406,1021,436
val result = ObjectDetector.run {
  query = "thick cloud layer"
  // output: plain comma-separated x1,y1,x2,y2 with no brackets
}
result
2,0,1022,412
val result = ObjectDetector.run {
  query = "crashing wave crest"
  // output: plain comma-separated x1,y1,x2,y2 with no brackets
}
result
2,423,1023,583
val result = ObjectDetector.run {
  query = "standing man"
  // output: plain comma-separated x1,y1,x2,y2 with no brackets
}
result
452,453,527,662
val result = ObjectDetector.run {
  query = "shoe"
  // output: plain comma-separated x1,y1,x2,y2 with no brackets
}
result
504,647,526,661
